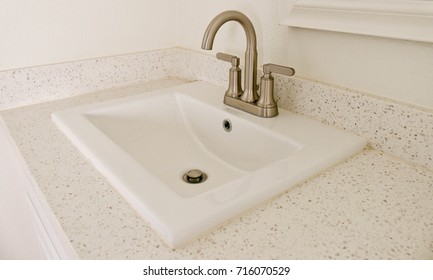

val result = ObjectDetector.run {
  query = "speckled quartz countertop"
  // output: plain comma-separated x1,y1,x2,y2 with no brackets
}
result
2,78,433,259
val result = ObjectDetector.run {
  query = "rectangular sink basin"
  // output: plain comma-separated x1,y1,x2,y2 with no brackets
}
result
52,81,366,248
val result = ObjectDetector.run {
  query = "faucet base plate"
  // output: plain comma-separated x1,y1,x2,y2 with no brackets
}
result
224,95,278,118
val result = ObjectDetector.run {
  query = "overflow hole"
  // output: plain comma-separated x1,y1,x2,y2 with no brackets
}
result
222,119,232,132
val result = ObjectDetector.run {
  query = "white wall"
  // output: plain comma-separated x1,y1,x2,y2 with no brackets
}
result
0,0,176,71
285,28,433,109
1,0,432,109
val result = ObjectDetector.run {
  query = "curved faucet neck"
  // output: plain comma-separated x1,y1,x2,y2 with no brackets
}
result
201,11,257,52
201,11,259,103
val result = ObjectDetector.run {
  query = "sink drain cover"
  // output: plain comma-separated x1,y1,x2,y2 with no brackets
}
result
183,169,207,184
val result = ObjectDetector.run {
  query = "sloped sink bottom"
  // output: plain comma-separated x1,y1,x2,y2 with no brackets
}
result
52,81,366,248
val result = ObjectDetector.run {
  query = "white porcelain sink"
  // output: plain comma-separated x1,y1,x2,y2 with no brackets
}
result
52,81,366,247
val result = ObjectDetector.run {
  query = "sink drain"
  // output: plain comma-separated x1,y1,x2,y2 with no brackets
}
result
182,169,208,184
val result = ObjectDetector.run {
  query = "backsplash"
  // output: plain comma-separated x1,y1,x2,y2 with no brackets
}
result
273,76,433,171
0,50,174,110
1,48,432,170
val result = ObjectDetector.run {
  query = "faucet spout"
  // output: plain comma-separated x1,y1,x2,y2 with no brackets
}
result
201,11,258,103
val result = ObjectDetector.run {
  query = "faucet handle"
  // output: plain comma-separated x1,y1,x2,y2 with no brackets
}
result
216,52,240,66
257,63,295,117
216,52,243,98
263,63,295,76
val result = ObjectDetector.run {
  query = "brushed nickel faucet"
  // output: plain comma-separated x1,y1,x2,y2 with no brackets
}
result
201,10,295,118
202,10,258,103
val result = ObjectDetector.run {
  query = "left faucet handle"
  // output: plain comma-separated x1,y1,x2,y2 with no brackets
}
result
216,52,240,66
216,52,243,98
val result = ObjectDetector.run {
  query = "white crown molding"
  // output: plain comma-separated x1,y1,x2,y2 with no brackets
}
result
281,0,433,43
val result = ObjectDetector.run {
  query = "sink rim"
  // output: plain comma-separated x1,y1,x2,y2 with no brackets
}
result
51,81,367,248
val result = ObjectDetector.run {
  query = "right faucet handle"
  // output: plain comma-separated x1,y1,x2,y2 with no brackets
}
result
263,63,295,76
257,63,295,116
